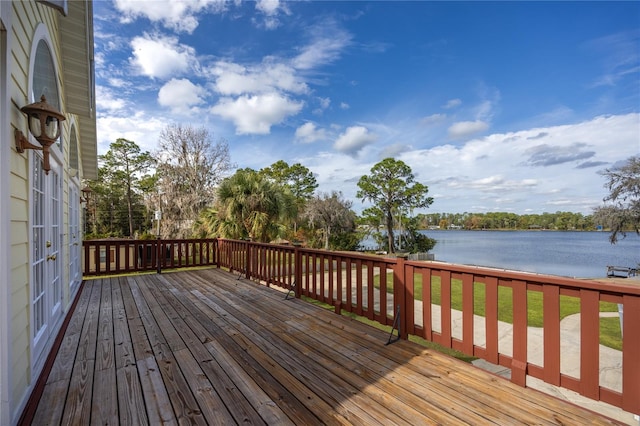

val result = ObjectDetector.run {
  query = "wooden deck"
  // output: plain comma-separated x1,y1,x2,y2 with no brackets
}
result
26,268,620,425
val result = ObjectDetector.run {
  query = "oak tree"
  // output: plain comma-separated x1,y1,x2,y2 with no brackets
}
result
593,156,640,243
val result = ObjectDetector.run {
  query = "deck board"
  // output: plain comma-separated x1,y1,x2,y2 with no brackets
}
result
26,268,621,425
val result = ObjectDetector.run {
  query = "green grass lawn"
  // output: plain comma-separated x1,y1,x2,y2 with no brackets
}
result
374,271,622,351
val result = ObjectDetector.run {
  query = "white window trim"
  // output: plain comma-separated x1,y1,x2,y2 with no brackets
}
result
27,22,65,378
67,118,81,298
29,23,63,163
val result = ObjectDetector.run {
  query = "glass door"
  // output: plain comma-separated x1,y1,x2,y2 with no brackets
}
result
31,153,62,364
68,183,81,295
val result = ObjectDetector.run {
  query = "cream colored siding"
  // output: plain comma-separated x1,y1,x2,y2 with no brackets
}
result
5,1,95,422
9,1,58,420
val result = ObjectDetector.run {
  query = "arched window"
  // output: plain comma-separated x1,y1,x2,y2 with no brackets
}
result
69,123,79,171
30,26,62,150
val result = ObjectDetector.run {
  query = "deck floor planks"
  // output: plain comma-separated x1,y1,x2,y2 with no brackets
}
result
162,282,330,424
27,269,621,425
175,284,349,424
61,277,104,426
216,282,501,424
115,364,149,426
111,277,149,425
194,272,536,423
32,281,94,425
139,274,252,425
124,276,176,424
187,288,389,425
192,268,617,425
131,275,209,425
150,275,275,425
166,273,348,425
91,278,119,426
189,270,529,425
112,277,136,369
179,271,461,425
254,278,541,423
222,271,584,424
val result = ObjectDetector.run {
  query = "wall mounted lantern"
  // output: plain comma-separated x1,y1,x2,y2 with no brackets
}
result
80,186,92,204
15,95,66,174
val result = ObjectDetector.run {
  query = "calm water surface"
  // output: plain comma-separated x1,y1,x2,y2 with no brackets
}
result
420,230,639,278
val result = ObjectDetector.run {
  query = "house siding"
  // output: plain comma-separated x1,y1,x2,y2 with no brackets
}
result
1,4,12,422
4,1,95,423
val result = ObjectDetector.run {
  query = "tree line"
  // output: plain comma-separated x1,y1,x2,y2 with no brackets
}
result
417,211,596,231
84,127,638,254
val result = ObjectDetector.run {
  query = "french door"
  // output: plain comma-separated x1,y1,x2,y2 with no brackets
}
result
68,183,81,296
31,153,62,364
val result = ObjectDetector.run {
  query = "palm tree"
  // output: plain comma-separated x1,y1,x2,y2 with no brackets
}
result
198,169,296,242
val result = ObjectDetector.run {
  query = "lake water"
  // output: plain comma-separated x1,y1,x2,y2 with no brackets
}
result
394,230,638,278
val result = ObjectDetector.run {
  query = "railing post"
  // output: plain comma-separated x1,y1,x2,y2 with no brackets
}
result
511,280,528,387
156,237,162,274
245,239,251,279
214,238,219,268
393,254,408,340
294,243,302,298
622,294,640,414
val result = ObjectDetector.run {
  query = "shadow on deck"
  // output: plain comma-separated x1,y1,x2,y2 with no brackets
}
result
23,268,621,425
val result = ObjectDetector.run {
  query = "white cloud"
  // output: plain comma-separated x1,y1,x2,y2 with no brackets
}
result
443,98,462,109
256,0,281,15
261,113,639,215
421,113,446,125
292,21,352,70
97,111,167,154
318,97,331,109
158,78,206,114
448,120,489,140
130,34,196,80
253,0,290,29
334,126,378,156
96,86,127,113
114,0,227,33
380,143,411,159
340,102,350,110
295,122,326,143
313,97,331,115
211,60,308,96
211,93,304,134
585,29,640,88
107,77,129,88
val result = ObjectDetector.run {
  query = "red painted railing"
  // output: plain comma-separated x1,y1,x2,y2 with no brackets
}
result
82,238,218,275
84,238,640,414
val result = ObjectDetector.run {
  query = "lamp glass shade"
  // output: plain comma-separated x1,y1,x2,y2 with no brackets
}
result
21,95,65,143
44,116,60,140
28,114,43,138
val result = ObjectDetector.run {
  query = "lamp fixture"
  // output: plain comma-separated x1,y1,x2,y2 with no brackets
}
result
80,186,92,204
15,95,65,174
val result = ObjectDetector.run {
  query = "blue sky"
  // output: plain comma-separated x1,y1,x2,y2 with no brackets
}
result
93,1,640,215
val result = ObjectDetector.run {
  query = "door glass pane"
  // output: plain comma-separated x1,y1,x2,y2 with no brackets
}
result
32,155,46,340
51,170,61,305
69,184,80,292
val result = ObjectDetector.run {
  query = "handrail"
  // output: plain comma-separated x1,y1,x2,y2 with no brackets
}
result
83,237,640,414
82,238,218,275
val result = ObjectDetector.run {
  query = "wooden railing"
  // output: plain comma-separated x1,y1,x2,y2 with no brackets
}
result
83,237,640,415
82,238,217,275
